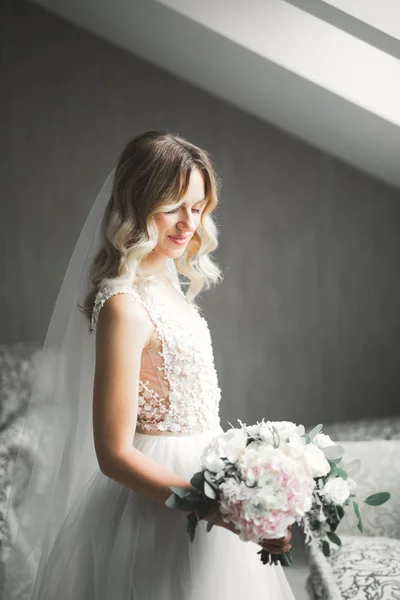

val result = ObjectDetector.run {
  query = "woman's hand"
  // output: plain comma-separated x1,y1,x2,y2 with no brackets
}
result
258,528,292,555
205,507,292,554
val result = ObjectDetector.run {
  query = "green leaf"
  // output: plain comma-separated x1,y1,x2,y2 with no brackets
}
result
174,497,205,511
322,541,331,557
308,424,323,441
327,532,342,546
206,509,219,532
165,493,180,509
331,468,348,480
352,501,363,533
204,470,218,486
169,486,191,498
304,434,311,444
337,505,345,520
184,490,205,502
204,481,217,500
322,445,344,461
186,512,198,542
364,492,391,506
197,503,216,520
190,471,205,492
344,459,361,478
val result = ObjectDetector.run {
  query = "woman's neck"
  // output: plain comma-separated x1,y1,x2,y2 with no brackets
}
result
139,254,169,278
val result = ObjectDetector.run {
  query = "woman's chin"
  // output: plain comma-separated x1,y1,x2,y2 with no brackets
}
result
160,245,187,259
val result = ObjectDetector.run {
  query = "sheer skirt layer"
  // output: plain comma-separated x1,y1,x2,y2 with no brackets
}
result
35,426,296,600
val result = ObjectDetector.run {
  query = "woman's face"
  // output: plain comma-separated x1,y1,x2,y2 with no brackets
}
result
154,169,207,258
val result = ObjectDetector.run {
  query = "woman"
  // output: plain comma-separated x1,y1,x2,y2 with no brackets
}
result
2,130,295,599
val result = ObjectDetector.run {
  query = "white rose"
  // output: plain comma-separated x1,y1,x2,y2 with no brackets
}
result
303,444,331,478
322,477,350,505
202,428,247,472
201,449,226,474
268,421,298,441
255,423,276,446
284,432,307,460
314,433,335,449
246,424,262,437
218,428,247,462
255,420,299,447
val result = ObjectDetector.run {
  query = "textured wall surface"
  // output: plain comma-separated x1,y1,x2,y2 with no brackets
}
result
2,0,400,427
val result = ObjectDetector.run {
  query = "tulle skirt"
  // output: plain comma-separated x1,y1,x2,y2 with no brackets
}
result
35,425,296,600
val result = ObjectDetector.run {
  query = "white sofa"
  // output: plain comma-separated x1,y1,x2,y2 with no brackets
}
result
306,420,400,599
1,342,400,599
0,341,42,586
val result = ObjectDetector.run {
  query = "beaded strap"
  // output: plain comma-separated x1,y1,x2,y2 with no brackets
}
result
90,284,150,337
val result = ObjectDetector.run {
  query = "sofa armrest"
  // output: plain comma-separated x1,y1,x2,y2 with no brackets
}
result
323,416,400,442
335,440,400,539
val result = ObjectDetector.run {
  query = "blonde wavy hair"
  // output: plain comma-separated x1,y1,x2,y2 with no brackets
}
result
81,130,223,324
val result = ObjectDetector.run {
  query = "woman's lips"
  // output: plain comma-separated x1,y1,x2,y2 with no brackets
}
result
168,235,190,246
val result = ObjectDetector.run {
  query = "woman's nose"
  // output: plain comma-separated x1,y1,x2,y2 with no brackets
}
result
178,212,196,231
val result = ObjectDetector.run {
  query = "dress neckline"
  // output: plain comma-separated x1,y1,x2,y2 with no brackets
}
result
135,273,188,304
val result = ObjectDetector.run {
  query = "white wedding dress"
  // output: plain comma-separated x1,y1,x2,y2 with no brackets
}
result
33,276,296,600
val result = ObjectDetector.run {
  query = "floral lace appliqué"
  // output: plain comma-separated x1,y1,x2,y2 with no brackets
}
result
90,281,221,434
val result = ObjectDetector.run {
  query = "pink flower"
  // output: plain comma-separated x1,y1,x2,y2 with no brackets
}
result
218,446,315,542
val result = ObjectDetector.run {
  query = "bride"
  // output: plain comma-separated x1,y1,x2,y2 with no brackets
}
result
2,130,295,599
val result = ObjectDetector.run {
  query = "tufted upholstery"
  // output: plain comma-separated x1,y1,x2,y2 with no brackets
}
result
307,421,400,600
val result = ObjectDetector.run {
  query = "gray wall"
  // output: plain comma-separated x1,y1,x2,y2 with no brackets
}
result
2,0,400,428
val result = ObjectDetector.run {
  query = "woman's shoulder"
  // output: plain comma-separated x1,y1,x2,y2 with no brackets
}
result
90,281,146,336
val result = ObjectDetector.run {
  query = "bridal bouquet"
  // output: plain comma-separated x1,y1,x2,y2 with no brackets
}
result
165,420,390,567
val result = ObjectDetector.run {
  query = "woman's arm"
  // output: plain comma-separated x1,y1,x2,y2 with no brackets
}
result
92,293,196,507
92,294,289,548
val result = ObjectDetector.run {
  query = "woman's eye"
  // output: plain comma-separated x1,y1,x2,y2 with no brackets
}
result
166,207,201,214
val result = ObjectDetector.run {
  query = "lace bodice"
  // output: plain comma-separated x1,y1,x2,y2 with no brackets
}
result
90,278,221,434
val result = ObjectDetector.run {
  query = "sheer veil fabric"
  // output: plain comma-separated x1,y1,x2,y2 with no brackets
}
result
1,168,181,599
1,168,297,600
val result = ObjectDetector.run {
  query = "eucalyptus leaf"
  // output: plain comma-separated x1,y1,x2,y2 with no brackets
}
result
337,505,345,520
332,468,348,480
343,459,361,478
175,497,205,511
322,445,344,461
190,471,205,492
352,501,363,533
364,492,391,506
322,541,331,557
169,486,191,498
182,500,212,512
197,503,216,520
185,491,205,502
327,532,342,546
206,509,219,532
165,494,179,509
308,424,323,441
204,470,218,485
204,481,217,500
186,512,198,543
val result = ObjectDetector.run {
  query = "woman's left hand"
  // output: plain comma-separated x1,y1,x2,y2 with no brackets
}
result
258,528,292,555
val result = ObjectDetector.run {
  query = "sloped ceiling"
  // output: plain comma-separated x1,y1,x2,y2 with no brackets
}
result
30,0,400,189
